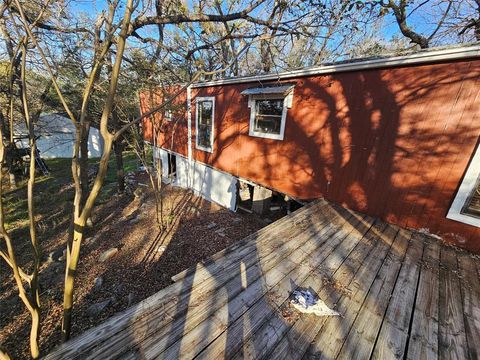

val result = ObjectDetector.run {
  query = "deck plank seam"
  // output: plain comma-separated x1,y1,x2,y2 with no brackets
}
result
325,225,402,359
314,223,400,360
369,231,425,360
299,220,386,360
437,245,469,359
455,249,473,359
402,235,426,360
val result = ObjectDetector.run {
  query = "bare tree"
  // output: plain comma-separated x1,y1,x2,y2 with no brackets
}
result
378,0,455,48
455,0,480,40
2,0,478,357
0,35,42,360
0,1,65,357
10,0,283,344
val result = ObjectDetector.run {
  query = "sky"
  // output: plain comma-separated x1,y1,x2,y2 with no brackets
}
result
63,0,475,68
68,0,464,44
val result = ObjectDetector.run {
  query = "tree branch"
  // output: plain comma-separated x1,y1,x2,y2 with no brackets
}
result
0,249,32,283
130,0,266,30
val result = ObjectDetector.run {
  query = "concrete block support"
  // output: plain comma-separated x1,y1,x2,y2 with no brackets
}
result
252,185,272,215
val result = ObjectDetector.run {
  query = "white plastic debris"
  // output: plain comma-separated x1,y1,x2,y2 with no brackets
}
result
417,228,443,240
290,289,340,316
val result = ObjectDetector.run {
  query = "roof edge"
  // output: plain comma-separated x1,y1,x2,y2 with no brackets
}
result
191,44,480,88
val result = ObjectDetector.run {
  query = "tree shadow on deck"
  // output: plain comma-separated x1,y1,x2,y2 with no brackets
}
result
89,199,410,359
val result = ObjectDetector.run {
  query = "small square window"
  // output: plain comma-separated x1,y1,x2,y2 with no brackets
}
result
248,95,291,140
253,99,283,135
243,85,294,141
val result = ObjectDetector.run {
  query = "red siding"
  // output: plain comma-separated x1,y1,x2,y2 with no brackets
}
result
140,86,189,156
141,59,480,252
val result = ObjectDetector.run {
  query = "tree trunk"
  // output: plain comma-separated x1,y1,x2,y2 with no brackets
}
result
111,105,125,193
29,307,40,359
0,112,19,187
79,122,91,207
113,138,125,193
260,39,272,72
388,1,429,48
61,135,113,341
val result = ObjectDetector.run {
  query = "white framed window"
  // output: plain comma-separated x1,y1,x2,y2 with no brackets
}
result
164,109,172,121
195,97,215,152
447,144,480,227
242,84,294,141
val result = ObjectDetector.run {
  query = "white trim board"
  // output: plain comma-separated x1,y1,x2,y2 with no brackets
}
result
187,85,193,188
191,45,480,88
447,143,480,227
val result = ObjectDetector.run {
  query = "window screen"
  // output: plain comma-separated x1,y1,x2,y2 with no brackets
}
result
463,181,480,217
253,99,283,135
197,100,213,150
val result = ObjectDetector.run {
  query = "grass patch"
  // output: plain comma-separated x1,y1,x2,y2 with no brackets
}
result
2,151,139,236
98,151,138,203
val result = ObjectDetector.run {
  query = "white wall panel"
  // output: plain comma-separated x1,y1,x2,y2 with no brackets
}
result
191,160,237,210
175,155,190,189
153,147,170,180
153,146,237,211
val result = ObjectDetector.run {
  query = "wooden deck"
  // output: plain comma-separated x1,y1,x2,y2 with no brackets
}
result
46,199,480,359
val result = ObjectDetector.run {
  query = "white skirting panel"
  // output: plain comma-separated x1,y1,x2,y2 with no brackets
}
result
153,147,170,181
191,160,237,211
153,146,237,211
175,155,190,189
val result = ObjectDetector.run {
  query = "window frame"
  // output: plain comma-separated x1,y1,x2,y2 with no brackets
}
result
195,96,215,153
164,109,173,122
447,144,480,227
248,92,292,141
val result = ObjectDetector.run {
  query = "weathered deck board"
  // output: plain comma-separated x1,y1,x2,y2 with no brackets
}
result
438,246,468,360
225,218,376,360
303,223,399,360
457,252,480,359
256,222,392,360
45,200,480,360
406,239,440,360
335,228,411,360
370,232,424,359
193,215,373,360
135,211,362,359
